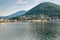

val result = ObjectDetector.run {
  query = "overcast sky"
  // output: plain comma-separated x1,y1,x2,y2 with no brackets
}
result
0,0,60,16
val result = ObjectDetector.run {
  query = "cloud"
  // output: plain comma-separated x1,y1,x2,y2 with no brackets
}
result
34,0,41,3
16,0,40,5
16,0,28,5
15,0,41,11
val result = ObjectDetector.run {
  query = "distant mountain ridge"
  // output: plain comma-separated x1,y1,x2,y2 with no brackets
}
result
1,10,27,19
24,2,60,17
7,10,27,18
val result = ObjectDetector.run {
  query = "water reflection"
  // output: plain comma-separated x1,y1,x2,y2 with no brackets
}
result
0,22,60,40
31,22,59,40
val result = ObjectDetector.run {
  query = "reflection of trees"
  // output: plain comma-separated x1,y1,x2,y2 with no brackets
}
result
31,22,57,40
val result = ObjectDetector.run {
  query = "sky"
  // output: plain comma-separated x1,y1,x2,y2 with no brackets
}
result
0,0,60,16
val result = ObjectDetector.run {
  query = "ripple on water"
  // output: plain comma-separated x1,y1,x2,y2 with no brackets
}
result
0,22,60,40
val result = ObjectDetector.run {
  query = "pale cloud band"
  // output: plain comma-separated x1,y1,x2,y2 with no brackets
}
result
16,0,41,5
16,0,27,5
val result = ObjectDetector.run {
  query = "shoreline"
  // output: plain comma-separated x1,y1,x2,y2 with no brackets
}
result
27,20,49,22
0,19,60,23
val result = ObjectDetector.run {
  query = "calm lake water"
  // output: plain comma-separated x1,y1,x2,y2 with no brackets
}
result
0,22,60,40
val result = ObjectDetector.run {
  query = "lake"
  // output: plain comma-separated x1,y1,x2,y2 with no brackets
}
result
0,22,60,40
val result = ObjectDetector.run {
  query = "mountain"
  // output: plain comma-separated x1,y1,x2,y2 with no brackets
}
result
8,10,27,18
1,10,27,19
24,2,60,17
